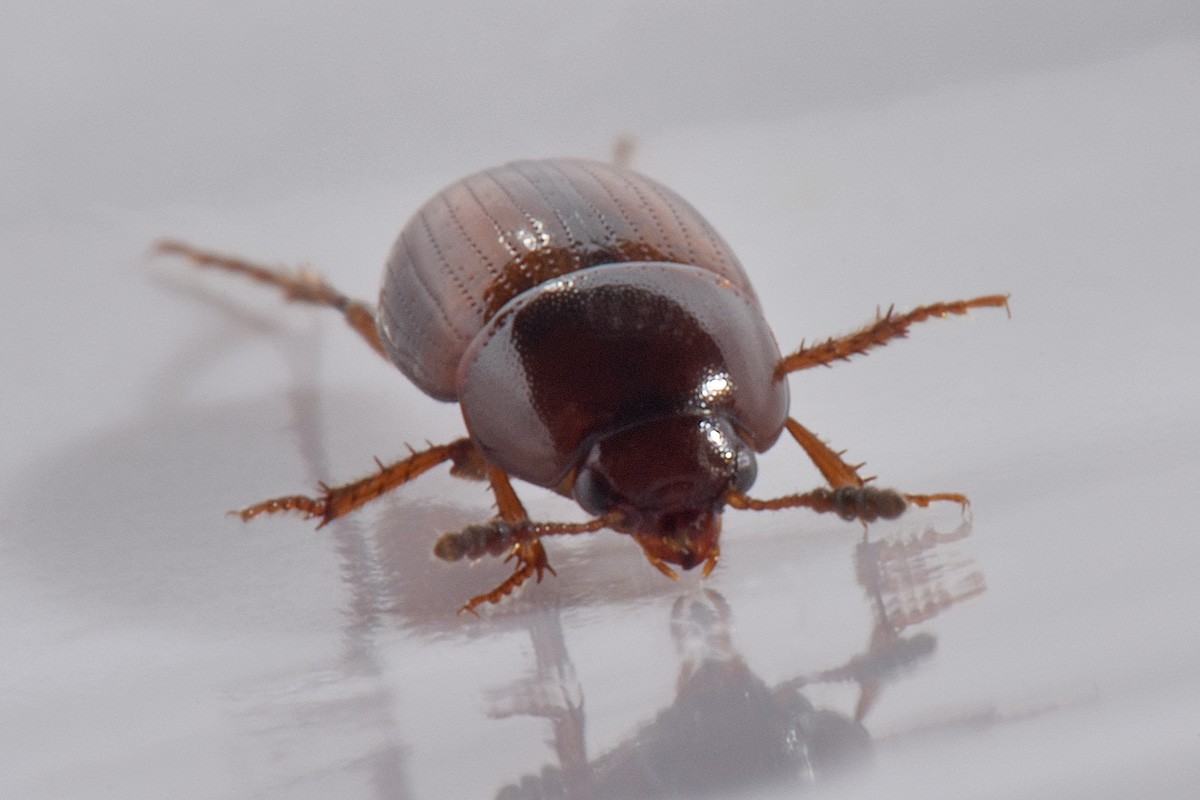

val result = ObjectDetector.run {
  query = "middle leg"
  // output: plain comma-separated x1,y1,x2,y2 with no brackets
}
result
777,294,1009,376
236,437,485,526
726,417,967,523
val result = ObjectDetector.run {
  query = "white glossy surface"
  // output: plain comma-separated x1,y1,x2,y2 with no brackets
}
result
3,3,1199,798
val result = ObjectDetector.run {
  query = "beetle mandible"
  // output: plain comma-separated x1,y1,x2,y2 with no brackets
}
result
159,158,1006,613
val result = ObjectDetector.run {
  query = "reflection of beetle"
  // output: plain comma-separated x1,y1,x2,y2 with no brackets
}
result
492,591,873,799
159,158,1006,612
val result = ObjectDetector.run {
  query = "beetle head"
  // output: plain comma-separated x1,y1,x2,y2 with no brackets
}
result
573,414,757,573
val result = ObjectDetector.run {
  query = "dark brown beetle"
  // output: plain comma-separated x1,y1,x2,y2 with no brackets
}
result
159,158,1006,613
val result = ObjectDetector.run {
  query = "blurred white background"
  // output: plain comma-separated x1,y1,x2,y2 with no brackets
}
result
3,2,1199,798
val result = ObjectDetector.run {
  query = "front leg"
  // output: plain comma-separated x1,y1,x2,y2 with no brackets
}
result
436,513,617,614
727,484,964,523
727,417,967,523
440,467,618,614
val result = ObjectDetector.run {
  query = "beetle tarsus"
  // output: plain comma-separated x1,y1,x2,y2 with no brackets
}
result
435,513,616,564
729,484,970,523
234,495,328,522
438,514,616,609
434,518,522,562
827,486,909,521
904,492,971,518
728,485,912,523
458,539,553,615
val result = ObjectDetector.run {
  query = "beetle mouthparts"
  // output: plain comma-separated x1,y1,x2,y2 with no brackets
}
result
631,509,722,571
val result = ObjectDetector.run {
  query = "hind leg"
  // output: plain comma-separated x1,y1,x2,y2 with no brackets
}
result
156,239,386,358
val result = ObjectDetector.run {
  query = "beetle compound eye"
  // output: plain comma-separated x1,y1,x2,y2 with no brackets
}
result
574,467,616,516
732,448,758,493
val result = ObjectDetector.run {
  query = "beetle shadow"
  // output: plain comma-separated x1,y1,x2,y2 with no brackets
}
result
481,516,990,799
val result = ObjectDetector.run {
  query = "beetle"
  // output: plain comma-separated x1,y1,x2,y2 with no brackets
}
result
158,158,1006,613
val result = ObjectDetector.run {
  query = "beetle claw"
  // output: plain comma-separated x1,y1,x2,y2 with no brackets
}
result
458,538,554,613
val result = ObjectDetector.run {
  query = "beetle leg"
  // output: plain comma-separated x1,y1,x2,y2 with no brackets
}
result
236,437,478,526
728,485,967,523
728,485,903,522
437,469,617,612
785,418,865,489
155,239,387,359
455,466,547,614
645,555,680,581
485,466,531,525
433,515,614,564
750,417,969,523
904,492,971,512
457,539,554,616
776,294,1009,375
